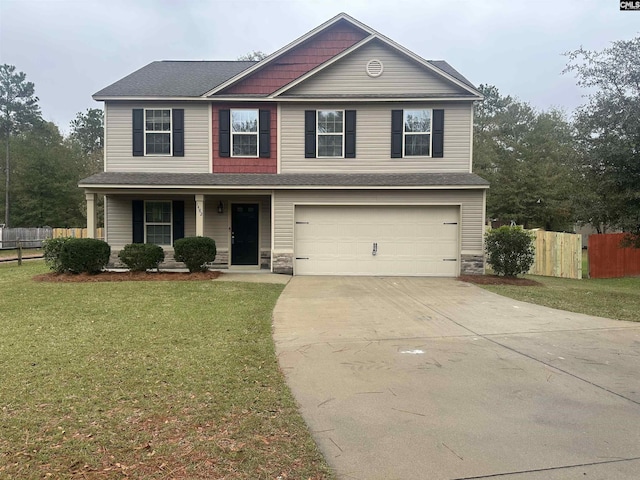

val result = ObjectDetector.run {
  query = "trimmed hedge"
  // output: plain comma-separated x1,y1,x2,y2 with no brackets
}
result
174,236,217,273
59,238,111,274
118,243,165,272
43,237,71,273
485,226,535,277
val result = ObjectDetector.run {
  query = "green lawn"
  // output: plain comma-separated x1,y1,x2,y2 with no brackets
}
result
0,248,42,258
0,262,331,479
480,274,640,322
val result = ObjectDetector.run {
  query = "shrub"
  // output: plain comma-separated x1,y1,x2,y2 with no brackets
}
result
174,236,217,273
59,238,111,274
43,237,71,273
118,243,165,272
485,226,535,277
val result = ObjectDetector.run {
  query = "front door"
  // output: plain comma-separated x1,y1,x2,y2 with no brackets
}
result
231,203,259,265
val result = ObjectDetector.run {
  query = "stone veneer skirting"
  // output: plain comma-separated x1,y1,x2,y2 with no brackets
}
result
108,248,271,270
460,254,485,275
272,253,293,275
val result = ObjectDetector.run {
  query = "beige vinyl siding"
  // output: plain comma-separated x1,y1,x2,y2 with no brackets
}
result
280,102,472,173
285,40,467,96
273,189,484,254
105,101,210,172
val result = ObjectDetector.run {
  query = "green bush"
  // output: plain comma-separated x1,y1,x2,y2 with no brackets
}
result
118,243,165,272
43,237,71,273
59,238,111,274
485,226,535,277
174,236,217,273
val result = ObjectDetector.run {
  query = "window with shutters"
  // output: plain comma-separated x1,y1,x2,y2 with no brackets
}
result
317,110,344,157
145,201,172,245
231,109,258,157
145,109,172,155
403,109,431,157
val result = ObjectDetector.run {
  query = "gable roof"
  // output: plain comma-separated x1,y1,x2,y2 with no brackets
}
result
93,13,481,101
93,61,255,99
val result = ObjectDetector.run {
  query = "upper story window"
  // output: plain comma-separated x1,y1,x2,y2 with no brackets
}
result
133,109,183,157
231,109,258,157
145,109,172,155
317,110,344,157
403,109,431,157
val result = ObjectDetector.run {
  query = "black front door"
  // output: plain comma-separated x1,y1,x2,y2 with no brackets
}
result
231,203,259,265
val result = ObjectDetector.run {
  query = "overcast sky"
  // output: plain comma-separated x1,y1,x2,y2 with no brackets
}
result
1,0,638,133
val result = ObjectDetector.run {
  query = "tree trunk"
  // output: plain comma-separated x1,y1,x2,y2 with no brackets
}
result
4,129,8,227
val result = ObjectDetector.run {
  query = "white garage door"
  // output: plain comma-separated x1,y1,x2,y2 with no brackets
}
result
294,205,459,276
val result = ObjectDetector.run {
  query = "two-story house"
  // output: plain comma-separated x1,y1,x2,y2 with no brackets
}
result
79,13,488,276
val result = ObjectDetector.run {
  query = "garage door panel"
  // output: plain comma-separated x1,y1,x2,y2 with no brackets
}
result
294,205,459,276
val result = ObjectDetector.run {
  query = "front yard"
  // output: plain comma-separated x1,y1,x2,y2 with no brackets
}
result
0,262,331,479
479,275,640,322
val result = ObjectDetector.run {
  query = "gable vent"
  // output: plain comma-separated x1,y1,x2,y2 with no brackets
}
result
366,59,384,78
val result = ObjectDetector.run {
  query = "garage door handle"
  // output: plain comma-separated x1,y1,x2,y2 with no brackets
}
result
372,242,378,256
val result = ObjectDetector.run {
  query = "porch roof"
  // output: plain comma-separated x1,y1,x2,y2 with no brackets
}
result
79,172,490,189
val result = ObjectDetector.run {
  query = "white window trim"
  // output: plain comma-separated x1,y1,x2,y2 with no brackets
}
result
402,108,432,158
144,200,173,246
144,108,172,156
317,109,345,159
231,109,259,158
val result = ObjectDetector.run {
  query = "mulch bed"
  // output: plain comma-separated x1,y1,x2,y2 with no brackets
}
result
458,274,542,286
33,270,222,283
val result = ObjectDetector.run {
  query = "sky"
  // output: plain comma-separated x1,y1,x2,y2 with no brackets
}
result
1,0,638,134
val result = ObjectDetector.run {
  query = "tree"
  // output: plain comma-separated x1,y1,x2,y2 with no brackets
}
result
237,51,268,61
564,36,640,240
9,121,86,227
474,85,580,231
0,64,41,226
69,108,103,155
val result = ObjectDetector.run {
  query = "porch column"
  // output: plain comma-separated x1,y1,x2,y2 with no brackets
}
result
195,194,205,236
85,192,97,239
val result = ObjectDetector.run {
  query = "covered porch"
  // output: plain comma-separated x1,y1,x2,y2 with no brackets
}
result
83,190,272,270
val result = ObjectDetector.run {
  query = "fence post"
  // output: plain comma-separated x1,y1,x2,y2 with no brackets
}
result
17,239,22,266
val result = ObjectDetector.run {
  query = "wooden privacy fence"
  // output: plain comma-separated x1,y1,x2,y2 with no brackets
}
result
588,233,640,279
0,227,104,249
51,227,104,240
528,229,582,280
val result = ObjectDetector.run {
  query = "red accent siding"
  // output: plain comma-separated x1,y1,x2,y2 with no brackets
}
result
224,23,367,95
212,103,277,173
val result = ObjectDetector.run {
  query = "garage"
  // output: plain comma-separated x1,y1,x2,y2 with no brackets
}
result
294,205,460,276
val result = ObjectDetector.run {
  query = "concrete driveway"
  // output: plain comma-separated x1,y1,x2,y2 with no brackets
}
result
273,277,640,480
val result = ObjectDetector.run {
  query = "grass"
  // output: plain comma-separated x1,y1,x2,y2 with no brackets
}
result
480,273,640,322
0,262,332,479
0,248,42,258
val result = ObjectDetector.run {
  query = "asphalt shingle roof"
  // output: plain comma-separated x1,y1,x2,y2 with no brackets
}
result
93,61,256,97
79,172,489,188
93,59,478,98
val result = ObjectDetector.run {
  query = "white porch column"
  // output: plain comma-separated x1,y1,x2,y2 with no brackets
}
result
195,194,205,237
85,192,97,239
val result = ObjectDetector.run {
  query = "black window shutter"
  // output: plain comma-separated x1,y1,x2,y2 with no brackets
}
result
432,109,444,158
345,110,356,158
391,110,403,158
259,109,271,158
132,109,144,156
219,109,231,157
304,110,316,158
172,109,184,157
172,200,185,243
132,200,144,243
